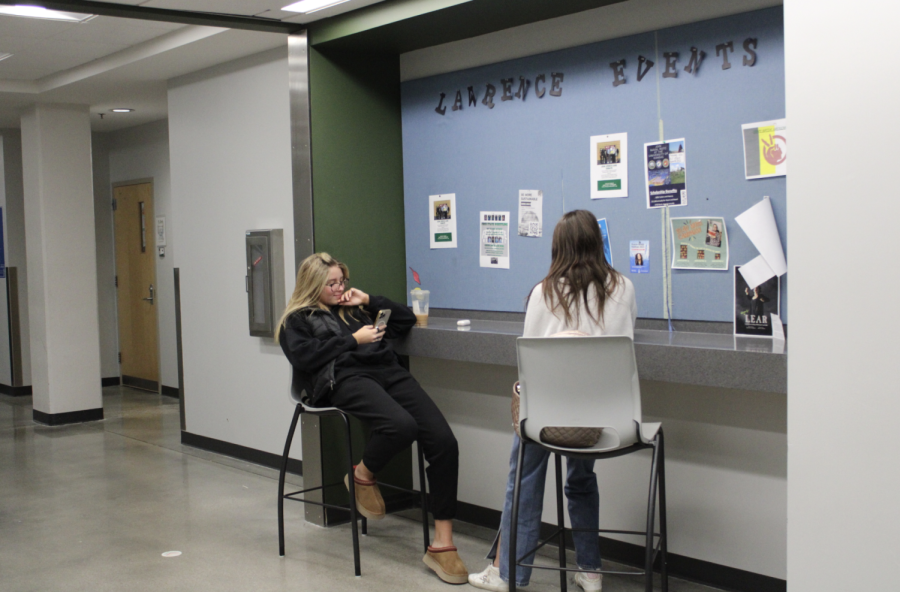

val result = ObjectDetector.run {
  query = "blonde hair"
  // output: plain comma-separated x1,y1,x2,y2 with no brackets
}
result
275,252,349,341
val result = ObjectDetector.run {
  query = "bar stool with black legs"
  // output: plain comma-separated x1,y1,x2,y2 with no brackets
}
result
277,386,431,576
509,336,668,592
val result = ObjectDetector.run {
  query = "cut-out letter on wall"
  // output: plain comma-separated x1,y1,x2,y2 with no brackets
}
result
684,47,706,74
515,76,531,100
482,84,496,108
549,73,564,96
637,55,655,81
610,60,626,86
452,90,463,111
716,41,734,70
435,92,447,115
663,52,679,78
468,86,477,107
743,38,758,67
501,78,514,101
535,74,546,98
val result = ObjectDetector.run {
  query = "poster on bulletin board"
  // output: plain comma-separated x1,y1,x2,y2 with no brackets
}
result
429,193,458,249
630,240,649,273
645,139,687,208
670,217,729,270
590,133,628,199
597,218,613,266
480,211,510,269
742,119,787,179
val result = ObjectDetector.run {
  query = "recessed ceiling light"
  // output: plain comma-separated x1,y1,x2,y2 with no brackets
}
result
0,5,96,22
110,108,134,113
282,0,351,15
0,53,12,63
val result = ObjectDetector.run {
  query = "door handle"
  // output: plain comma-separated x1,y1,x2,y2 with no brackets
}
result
142,284,154,305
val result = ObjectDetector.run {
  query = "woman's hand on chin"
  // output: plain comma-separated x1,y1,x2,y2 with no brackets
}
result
339,288,370,307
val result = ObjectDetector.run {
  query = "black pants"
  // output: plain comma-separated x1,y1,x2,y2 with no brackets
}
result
328,363,459,521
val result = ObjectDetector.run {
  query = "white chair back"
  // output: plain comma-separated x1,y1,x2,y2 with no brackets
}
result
516,335,644,453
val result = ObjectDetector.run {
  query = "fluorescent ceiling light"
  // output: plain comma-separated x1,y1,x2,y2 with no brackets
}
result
0,53,12,62
110,108,134,113
282,0,351,14
0,5,96,22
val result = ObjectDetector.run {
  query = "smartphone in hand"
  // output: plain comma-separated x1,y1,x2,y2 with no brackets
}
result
373,309,391,330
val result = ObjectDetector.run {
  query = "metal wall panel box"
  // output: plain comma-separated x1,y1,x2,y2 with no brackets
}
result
246,229,285,337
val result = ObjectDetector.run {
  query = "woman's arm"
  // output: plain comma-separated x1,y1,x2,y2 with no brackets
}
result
366,295,416,339
280,313,358,371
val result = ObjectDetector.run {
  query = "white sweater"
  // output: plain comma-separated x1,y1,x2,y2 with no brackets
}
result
523,277,637,339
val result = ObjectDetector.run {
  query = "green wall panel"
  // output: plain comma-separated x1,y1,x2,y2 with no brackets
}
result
309,48,407,303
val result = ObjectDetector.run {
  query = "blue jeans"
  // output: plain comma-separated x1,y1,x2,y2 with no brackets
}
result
488,434,601,585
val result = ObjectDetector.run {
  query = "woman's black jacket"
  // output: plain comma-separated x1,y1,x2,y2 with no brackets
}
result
278,296,415,405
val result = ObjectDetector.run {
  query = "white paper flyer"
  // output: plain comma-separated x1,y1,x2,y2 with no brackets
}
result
480,211,510,269
429,193,458,249
517,190,543,237
590,133,628,199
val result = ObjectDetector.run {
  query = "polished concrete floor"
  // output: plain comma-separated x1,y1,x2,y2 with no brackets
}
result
1,387,722,592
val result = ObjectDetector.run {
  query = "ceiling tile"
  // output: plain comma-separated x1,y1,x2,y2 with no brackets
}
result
0,15,78,39
142,0,278,17
0,40,130,80
50,16,186,45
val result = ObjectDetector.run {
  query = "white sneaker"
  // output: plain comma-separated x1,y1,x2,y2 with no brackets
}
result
574,571,602,592
468,564,509,592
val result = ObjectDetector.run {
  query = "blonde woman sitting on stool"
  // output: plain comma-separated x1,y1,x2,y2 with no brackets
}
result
277,252,468,584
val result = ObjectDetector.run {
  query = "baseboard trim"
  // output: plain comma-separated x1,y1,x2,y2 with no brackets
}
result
181,431,302,476
33,407,104,426
160,385,179,399
122,375,158,392
455,500,784,592
101,377,121,387
0,383,32,396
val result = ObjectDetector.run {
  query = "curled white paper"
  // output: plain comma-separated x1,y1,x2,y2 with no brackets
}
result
735,196,786,276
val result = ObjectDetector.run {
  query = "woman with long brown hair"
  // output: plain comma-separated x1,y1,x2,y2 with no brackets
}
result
277,253,468,585
469,210,636,592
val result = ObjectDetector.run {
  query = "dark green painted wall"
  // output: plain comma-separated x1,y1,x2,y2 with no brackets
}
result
309,48,407,303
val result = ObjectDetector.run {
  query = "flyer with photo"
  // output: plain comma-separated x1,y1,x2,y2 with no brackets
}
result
597,218,613,266
670,217,728,270
429,193,458,249
734,265,780,337
644,139,687,208
590,133,628,199
630,240,649,274
517,190,543,237
480,211,510,269
741,119,787,180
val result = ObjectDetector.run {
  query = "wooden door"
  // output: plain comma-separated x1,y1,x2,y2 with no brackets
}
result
113,183,159,391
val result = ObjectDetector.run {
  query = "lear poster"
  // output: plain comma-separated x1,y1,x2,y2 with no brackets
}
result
670,217,728,270
480,211,510,269
630,240,649,274
734,265,780,337
517,190,543,237
645,139,686,208
429,193,458,249
590,133,628,199
597,218,613,266
742,119,786,179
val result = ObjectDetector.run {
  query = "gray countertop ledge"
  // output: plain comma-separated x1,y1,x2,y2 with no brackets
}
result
393,317,787,394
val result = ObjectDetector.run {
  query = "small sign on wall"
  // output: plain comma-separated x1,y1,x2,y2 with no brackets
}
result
155,216,167,247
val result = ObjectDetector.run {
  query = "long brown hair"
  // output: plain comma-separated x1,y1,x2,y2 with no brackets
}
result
534,210,622,326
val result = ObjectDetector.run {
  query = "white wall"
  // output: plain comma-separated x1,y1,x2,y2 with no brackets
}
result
91,133,118,380
168,47,299,457
103,120,177,388
0,129,29,386
0,136,10,386
785,1,900,590
412,357,787,579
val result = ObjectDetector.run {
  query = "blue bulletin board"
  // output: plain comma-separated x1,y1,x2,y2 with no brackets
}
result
401,8,786,322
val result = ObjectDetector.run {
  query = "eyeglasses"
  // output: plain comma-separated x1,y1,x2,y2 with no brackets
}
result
326,279,349,291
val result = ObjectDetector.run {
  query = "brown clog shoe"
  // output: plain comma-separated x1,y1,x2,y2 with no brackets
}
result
423,545,469,585
344,468,385,520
